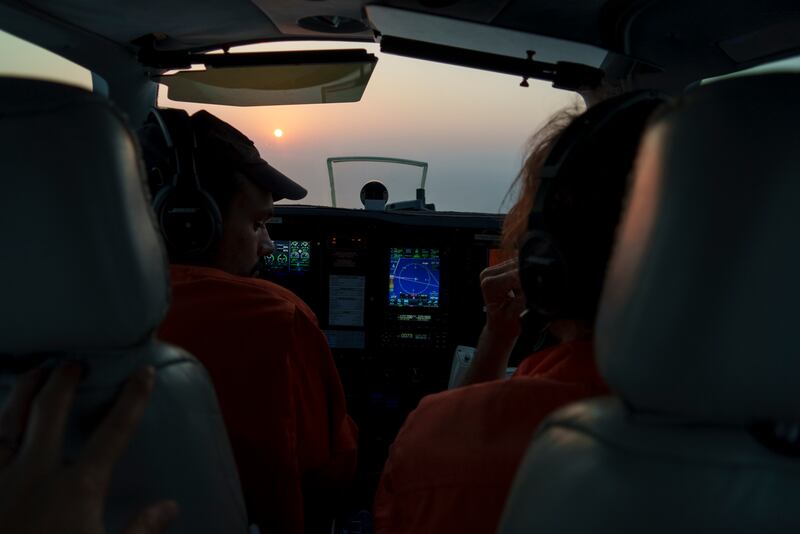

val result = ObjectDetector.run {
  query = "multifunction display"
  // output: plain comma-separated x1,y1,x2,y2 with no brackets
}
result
263,240,311,274
388,248,440,308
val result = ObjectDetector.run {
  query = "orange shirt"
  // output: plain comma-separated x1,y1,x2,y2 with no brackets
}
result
158,265,357,533
374,340,606,534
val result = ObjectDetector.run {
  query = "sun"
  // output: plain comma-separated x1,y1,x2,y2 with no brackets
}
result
273,128,284,138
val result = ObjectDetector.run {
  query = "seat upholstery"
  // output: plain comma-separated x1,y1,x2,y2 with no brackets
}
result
501,398,800,532
0,77,248,532
499,73,800,533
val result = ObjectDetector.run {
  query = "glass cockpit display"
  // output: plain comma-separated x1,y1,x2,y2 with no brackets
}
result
263,240,311,274
388,248,440,308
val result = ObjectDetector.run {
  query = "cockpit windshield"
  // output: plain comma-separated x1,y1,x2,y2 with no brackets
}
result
158,40,581,213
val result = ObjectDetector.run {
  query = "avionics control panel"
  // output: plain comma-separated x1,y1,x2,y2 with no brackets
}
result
259,205,505,499
263,240,312,275
260,206,504,357
383,247,447,349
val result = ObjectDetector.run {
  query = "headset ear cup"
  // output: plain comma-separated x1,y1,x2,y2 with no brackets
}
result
153,185,223,260
519,230,569,319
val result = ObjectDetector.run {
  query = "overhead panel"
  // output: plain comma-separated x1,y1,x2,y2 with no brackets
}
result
250,0,511,39
626,0,800,82
491,0,609,48
380,0,510,22
250,0,374,39
718,19,800,64
19,0,282,49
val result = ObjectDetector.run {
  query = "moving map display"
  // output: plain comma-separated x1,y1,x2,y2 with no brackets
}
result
263,240,311,275
388,248,440,308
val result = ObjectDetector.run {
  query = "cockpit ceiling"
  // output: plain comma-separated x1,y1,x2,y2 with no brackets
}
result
15,0,285,50
12,0,507,51
12,0,800,69
12,0,607,52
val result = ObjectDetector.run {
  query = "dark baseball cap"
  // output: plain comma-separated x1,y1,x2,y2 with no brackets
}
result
191,110,307,201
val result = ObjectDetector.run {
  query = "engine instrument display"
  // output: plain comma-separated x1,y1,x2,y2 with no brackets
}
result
388,248,440,308
263,240,311,274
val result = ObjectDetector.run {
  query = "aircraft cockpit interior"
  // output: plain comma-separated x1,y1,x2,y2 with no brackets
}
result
2,0,800,533
259,204,513,496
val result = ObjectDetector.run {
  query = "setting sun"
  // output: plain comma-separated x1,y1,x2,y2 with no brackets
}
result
273,128,284,138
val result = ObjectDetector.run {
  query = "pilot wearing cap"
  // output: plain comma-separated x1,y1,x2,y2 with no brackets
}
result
140,110,357,534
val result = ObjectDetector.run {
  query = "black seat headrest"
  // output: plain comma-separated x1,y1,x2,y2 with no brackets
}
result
0,77,169,354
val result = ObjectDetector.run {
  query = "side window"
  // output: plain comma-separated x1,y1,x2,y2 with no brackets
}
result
0,30,95,91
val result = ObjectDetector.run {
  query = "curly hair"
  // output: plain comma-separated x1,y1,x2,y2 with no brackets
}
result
501,107,581,251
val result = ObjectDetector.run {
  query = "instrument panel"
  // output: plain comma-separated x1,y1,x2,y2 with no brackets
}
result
260,205,504,500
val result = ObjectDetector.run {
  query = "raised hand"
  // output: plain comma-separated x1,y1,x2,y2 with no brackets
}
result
479,258,526,340
0,364,179,534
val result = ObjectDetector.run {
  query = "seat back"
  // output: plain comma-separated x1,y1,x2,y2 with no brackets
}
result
0,77,248,533
499,74,800,533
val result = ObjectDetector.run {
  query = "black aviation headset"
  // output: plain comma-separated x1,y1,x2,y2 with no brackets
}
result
518,91,669,327
146,108,223,263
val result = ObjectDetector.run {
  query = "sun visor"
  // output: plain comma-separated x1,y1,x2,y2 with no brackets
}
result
365,5,608,67
156,50,377,106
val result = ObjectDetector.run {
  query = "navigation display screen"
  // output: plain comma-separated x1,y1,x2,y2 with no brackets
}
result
388,248,440,308
263,240,311,274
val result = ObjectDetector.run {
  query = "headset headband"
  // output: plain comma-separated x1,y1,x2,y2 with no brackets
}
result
519,90,669,322
527,91,666,234
146,108,223,261
147,108,201,190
